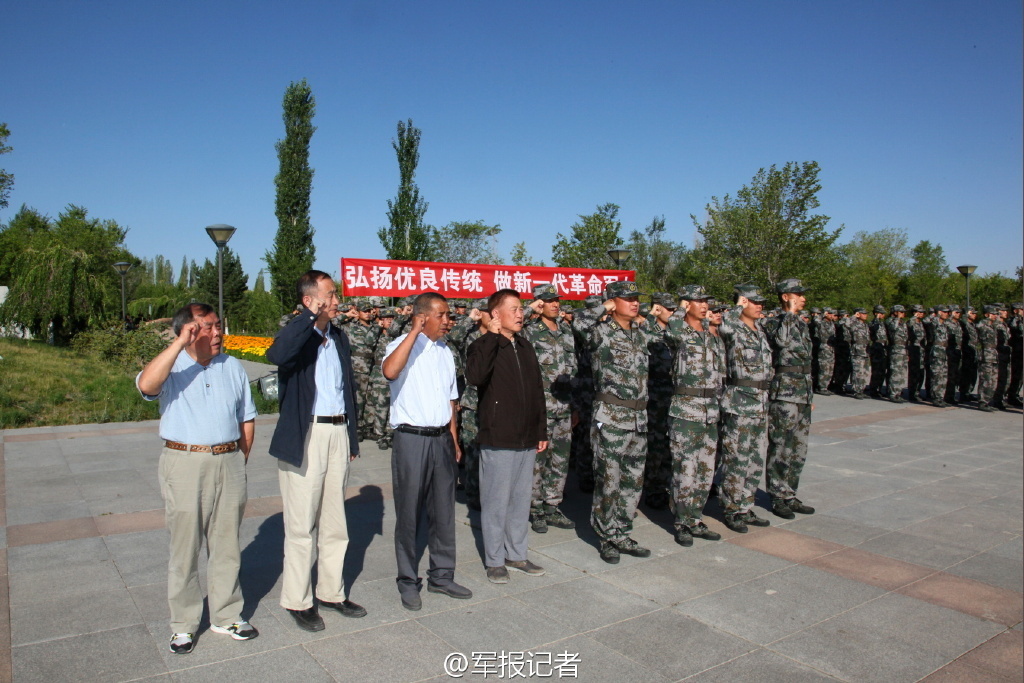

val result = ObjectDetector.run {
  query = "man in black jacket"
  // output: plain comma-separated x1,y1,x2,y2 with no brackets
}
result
266,270,366,632
466,289,548,584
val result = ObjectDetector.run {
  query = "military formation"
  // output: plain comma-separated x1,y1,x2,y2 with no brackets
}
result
287,288,1020,564
806,302,1024,410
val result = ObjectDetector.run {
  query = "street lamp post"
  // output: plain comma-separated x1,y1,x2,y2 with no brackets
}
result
606,245,631,270
957,264,977,310
112,261,133,325
205,224,237,329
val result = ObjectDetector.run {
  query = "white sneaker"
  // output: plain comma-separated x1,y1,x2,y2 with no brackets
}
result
210,621,259,640
169,633,194,654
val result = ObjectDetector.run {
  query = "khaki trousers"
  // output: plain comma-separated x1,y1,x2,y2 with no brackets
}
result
278,422,351,610
159,446,246,634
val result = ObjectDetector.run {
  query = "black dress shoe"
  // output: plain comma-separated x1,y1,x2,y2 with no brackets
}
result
287,607,325,632
401,592,422,611
319,599,367,618
427,581,473,599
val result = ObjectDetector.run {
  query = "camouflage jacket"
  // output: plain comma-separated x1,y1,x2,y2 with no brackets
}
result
664,313,724,424
977,319,999,363
1010,315,1024,349
717,306,774,416
347,323,378,375
929,319,951,358
945,318,963,355
885,318,909,353
573,304,658,431
906,317,927,348
646,316,675,400
870,319,889,348
995,319,1012,359
811,317,836,357
848,318,871,357
763,311,814,405
448,315,484,410
961,318,979,352
522,316,577,417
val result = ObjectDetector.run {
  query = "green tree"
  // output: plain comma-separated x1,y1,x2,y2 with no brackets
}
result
378,119,435,261
838,228,910,308
552,203,623,269
432,220,502,264
627,216,688,294
0,205,134,343
900,240,954,306
0,123,13,212
690,162,844,298
193,247,248,328
266,79,317,309
953,269,1022,308
238,270,283,335
176,256,189,289
509,241,546,267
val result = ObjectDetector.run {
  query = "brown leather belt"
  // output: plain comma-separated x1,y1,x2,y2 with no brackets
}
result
776,365,811,374
595,392,647,411
311,414,347,425
165,440,238,454
674,386,717,398
727,377,770,391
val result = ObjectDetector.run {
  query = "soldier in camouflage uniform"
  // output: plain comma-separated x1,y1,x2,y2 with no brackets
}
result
716,284,774,532
1006,303,1023,407
573,281,658,564
944,306,964,404
868,305,889,398
846,308,871,399
571,295,602,493
763,278,816,520
366,308,397,445
811,308,836,395
958,307,980,404
641,293,678,510
521,284,578,533
906,304,927,402
830,310,852,394
885,305,909,402
927,305,952,407
659,286,725,546
992,304,1012,410
976,305,1000,411
448,298,490,509
345,302,380,440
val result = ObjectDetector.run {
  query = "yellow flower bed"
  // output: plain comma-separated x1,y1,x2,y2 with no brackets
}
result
223,335,273,358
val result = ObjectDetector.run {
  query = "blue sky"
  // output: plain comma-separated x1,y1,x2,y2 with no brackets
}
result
3,0,1021,286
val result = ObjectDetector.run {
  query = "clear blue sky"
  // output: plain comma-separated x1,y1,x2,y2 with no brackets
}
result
4,0,1022,286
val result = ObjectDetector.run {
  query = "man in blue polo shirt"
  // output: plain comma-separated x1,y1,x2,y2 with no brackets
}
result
137,302,258,655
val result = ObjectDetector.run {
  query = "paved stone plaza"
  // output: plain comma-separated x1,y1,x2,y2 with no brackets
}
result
0,395,1020,682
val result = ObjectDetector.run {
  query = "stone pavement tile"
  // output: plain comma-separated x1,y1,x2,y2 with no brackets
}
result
7,536,125,606
417,595,576,654
454,554,584,600
803,547,935,591
770,592,1003,683
677,564,884,645
507,633,674,683
5,500,94,526
599,543,792,606
897,572,1024,626
727,527,845,563
824,492,959,531
12,624,168,682
988,537,1023,561
130,582,173,625
686,648,841,682
104,530,169,588
794,473,912,513
590,608,755,681
853,531,981,570
513,575,659,632
900,510,1021,552
783,514,890,547
66,454,139,475
941,552,1024,595
900,479,1007,506
956,629,1024,680
170,646,334,682
5,477,82,509
532,537,631,576
919,659,1015,683
3,461,72,485
87,491,164,517
96,508,166,536
10,585,142,646
304,619,455,682
809,453,886,474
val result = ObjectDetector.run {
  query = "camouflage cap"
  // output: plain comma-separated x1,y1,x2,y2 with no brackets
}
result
910,304,925,313
934,304,950,312
966,306,976,313
678,285,711,302
584,295,603,306
604,280,645,299
824,307,836,314
560,304,576,314
810,307,822,314
651,292,678,309
639,303,651,316
711,301,729,313
358,301,375,312
853,307,866,314
452,299,467,308
399,296,415,307
873,305,886,313
733,283,767,303
891,304,906,312
378,306,397,318
838,309,848,316
472,297,489,310
993,302,1007,310
949,304,961,312
776,278,810,294
532,283,561,301
1013,302,1024,310
983,304,1000,314
371,296,387,307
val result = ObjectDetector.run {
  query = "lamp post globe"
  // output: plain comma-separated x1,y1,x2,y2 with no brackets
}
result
607,245,631,269
112,261,133,325
205,224,236,328
956,265,977,310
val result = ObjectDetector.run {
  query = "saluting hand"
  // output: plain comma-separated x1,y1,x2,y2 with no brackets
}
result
176,322,199,349
486,317,502,335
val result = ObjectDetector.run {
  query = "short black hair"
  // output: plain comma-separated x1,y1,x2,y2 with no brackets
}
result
487,288,520,314
413,292,447,315
295,270,332,304
172,303,215,335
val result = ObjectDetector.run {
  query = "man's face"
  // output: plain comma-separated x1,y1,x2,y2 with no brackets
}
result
494,295,525,335
967,311,976,322
895,311,905,319
938,311,949,320
380,317,393,329
742,299,764,319
914,311,924,319
304,277,340,320
422,300,450,341
999,309,1009,320
856,312,867,322
685,299,708,321
614,296,640,319
656,304,675,324
540,298,561,321
709,310,723,326
192,311,222,361
783,292,807,313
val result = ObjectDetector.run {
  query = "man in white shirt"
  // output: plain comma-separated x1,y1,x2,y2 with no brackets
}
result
383,292,472,611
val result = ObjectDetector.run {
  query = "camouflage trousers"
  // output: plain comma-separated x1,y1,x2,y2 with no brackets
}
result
590,423,646,544
958,348,978,399
532,413,572,510
977,361,998,406
642,392,672,501
945,353,961,402
814,352,834,393
887,349,908,398
669,418,718,529
354,371,371,438
460,408,481,506
364,370,391,443
718,411,768,515
929,352,948,402
766,401,811,501
1009,347,1023,402
571,382,595,486
908,347,925,400
868,348,888,393
831,351,851,392
851,355,870,392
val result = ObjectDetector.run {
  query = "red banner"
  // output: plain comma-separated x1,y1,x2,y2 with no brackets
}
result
340,258,635,300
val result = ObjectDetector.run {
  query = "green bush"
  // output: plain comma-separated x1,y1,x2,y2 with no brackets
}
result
72,322,171,370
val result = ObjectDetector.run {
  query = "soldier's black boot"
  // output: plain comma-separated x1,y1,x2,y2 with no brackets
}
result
545,505,575,530
674,526,693,547
744,511,771,527
723,513,748,533
615,538,651,558
530,508,548,533
788,498,815,515
771,498,796,520
599,541,620,564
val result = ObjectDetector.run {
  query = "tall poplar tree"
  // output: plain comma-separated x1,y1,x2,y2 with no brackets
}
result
378,119,435,261
266,79,316,308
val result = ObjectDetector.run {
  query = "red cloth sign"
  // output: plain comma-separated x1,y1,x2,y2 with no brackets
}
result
340,258,635,300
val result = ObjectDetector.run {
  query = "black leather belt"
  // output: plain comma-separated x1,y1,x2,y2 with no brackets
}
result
776,365,811,374
727,377,770,391
312,414,347,424
595,392,647,411
674,386,717,398
396,424,446,437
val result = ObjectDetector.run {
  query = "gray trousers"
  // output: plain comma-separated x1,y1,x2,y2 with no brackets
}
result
391,430,458,595
480,447,536,568
159,446,246,634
